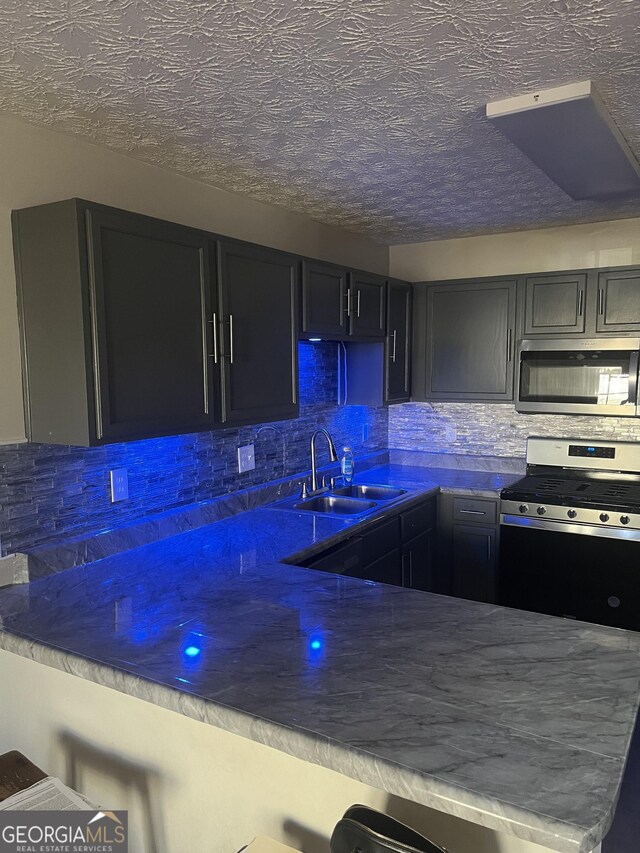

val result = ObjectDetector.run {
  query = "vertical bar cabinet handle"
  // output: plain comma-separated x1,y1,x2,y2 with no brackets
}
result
228,314,234,365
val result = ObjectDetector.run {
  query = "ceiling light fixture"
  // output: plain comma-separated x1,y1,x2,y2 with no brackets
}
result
486,81,640,200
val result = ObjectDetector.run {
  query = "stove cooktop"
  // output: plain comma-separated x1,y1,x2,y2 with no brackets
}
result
501,474,640,512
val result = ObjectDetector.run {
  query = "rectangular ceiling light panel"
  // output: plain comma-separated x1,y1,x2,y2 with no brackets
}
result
486,81,640,199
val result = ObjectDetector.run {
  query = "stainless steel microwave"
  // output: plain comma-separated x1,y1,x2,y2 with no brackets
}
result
516,338,640,417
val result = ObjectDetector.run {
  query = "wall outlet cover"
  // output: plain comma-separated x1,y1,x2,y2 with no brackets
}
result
237,444,256,474
110,468,129,503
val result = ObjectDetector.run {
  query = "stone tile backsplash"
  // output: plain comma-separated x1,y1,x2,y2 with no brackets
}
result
389,402,640,458
0,342,388,555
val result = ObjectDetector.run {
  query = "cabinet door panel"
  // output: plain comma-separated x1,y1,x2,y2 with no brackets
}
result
425,280,517,400
349,272,386,338
219,241,298,425
402,529,436,591
385,280,412,403
301,260,348,337
452,524,497,604
524,273,587,335
363,549,402,586
87,208,216,441
597,269,640,333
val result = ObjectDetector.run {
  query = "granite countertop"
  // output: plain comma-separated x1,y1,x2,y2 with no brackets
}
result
1,462,640,853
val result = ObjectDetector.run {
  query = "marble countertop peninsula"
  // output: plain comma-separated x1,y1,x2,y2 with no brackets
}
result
1,461,640,853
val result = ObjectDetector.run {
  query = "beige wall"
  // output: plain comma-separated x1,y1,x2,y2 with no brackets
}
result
389,218,640,282
0,112,388,444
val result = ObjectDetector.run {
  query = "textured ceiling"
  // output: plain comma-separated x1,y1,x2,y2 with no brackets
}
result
1,0,640,243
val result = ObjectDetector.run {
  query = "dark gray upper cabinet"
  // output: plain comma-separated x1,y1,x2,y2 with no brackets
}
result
13,199,300,446
300,260,348,338
217,240,299,425
348,271,386,338
596,268,640,333
300,260,386,340
385,279,412,403
14,199,219,445
418,278,517,401
523,272,587,335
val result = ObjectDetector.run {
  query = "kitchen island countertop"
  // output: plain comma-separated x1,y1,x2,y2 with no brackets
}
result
1,462,639,853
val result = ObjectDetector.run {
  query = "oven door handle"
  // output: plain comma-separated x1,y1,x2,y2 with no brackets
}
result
628,351,639,407
501,514,640,542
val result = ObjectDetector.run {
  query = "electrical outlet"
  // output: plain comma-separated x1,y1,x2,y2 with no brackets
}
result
110,468,129,503
444,425,457,443
362,424,369,442
237,444,255,474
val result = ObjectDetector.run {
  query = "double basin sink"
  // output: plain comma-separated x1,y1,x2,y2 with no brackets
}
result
270,484,407,517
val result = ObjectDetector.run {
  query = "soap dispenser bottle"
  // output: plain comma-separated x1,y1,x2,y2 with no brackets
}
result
340,447,355,484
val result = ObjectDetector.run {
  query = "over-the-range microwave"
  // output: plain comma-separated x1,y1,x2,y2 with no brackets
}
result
516,338,640,417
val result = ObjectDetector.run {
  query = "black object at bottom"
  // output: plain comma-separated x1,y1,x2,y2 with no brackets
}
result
499,523,640,631
331,805,447,853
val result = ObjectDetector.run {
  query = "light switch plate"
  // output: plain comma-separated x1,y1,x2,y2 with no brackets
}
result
110,468,129,502
237,444,256,474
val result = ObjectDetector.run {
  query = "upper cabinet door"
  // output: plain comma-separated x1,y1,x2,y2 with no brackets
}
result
218,240,299,425
300,260,348,338
348,271,386,338
385,280,412,403
597,268,640,333
523,273,587,335
87,208,218,442
424,279,517,401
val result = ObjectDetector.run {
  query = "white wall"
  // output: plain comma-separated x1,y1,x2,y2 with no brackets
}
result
0,113,388,445
389,218,640,282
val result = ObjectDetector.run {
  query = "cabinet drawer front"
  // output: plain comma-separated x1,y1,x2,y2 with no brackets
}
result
362,516,400,565
452,497,497,524
305,538,362,575
401,499,436,542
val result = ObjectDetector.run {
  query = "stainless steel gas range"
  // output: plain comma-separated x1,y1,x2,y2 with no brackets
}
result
498,437,640,631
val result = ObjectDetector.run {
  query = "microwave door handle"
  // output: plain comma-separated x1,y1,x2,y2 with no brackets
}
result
629,352,639,406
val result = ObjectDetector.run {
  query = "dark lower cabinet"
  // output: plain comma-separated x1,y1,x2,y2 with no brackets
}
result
438,494,499,604
451,525,497,603
300,497,437,590
218,240,298,425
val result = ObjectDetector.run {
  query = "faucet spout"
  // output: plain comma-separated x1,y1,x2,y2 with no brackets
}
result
310,429,338,493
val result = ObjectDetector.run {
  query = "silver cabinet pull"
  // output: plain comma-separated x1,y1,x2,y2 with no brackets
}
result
390,329,397,362
344,289,352,316
208,312,218,363
221,315,235,364
577,289,584,317
459,509,486,515
356,289,361,318
506,328,512,362
598,288,605,315
487,537,491,562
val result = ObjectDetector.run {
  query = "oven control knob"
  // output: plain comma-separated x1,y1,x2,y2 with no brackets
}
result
518,504,529,514
599,513,609,523
567,509,577,519
536,506,546,516
621,515,630,525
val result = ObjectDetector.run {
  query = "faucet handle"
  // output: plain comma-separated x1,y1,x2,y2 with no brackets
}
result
298,479,310,499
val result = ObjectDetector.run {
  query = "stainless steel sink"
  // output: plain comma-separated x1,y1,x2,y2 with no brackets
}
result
332,484,406,501
292,495,377,515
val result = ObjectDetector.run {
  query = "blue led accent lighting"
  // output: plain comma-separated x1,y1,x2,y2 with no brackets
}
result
309,337,322,342
310,638,322,650
184,645,201,658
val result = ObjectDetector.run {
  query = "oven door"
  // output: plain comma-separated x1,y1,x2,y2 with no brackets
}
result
499,516,640,631
517,338,640,416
